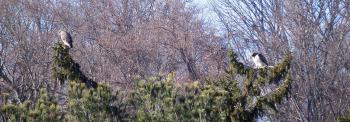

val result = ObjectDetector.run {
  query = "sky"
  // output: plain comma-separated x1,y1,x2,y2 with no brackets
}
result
191,0,222,30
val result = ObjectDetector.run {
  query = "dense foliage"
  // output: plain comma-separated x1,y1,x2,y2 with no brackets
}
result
338,109,350,122
1,43,293,121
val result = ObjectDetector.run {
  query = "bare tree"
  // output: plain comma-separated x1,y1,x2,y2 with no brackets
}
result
0,0,62,104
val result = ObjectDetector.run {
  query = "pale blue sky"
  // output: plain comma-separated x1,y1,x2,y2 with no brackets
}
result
192,0,221,29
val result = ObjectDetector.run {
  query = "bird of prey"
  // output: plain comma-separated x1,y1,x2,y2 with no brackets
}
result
58,30,73,48
251,53,268,68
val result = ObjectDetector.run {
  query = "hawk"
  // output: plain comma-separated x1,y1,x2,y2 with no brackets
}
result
58,30,73,48
251,53,268,68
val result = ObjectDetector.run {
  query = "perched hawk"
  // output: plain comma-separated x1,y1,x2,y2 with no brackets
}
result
58,30,73,48
251,53,268,68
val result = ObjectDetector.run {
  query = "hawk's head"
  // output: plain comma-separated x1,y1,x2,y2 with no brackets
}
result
251,53,259,57
58,30,67,35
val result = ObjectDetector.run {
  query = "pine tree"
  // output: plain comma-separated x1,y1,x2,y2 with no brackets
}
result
1,43,126,121
51,43,97,88
51,43,126,121
1,43,292,121
337,108,350,122
219,50,293,121
1,89,62,121
129,50,293,121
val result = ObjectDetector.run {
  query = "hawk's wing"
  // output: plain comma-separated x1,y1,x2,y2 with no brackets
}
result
66,32,73,48
258,54,268,66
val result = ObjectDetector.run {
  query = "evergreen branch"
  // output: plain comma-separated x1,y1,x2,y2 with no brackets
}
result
255,73,292,111
51,43,98,89
267,53,292,84
226,50,254,75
